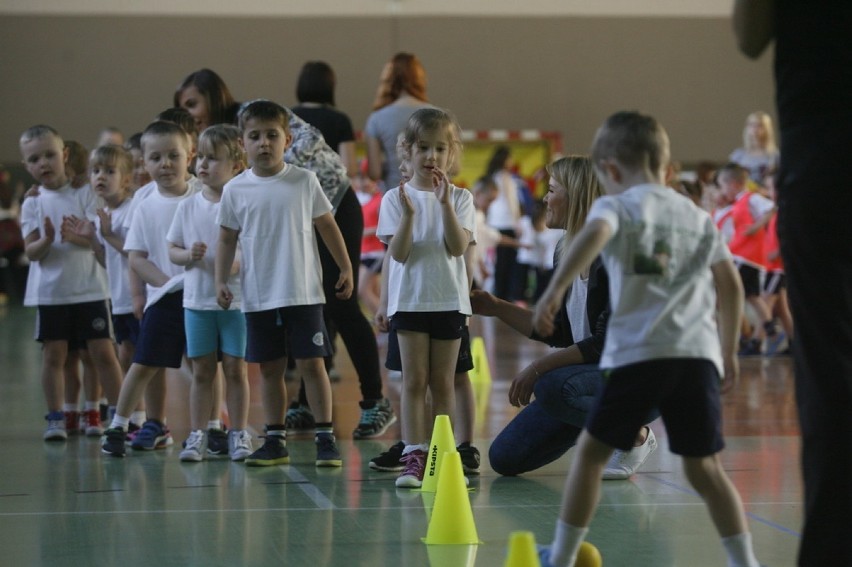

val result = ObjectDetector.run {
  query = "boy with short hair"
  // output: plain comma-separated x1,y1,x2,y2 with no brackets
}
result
532,111,761,567
101,120,198,456
215,99,353,467
19,125,123,441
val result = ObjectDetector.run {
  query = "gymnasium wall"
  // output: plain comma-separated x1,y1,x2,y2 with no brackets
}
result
0,8,774,167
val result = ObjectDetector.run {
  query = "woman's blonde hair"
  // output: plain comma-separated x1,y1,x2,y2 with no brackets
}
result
743,111,777,154
546,155,604,238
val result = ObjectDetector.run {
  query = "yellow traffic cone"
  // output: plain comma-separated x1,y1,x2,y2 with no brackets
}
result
576,541,603,567
468,336,492,384
422,451,481,545
504,531,541,567
425,543,478,567
421,414,457,493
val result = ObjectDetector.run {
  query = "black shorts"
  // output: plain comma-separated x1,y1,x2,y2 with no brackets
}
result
112,313,140,346
763,270,786,295
245,304,332,363
586,358,724,457
737,262,764,297
360,255,384,274
133,291,186,368
36,300,114,343
385,322,473,373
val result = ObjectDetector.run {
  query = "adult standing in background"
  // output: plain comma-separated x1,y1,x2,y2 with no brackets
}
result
734,2,852,566
485,146,523,301
728,111,779,188
364,53,433,191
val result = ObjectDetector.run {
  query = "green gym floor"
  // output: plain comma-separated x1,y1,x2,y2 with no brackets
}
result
0,302,802,566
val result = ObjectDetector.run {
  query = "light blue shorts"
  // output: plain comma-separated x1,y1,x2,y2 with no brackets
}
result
184,308,247,359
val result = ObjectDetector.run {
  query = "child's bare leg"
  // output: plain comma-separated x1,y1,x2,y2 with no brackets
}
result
776,288,794,338
296,357,333,423
86,338,122,404
259,357,287,424
63,348,80,408
117,341,134,374
454,371,475,443
398,330,430,444
682,454,749,537
114,363,162,420
43,340,68,412
428,337,460,424
210,365,225,424
559,430,615,527
144,368,167,423
222,354,249,430
746,295,772,340
189,353,217,430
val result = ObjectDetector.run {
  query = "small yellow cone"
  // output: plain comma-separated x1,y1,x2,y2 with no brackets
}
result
468,336,492,384
425,544,478,567
421,414,457,493
504,531,541,567
576,541,603,567
422,451,481,545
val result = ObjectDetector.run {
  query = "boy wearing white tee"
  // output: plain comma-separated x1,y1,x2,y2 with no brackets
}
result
19,125,123,441
101,120,198,457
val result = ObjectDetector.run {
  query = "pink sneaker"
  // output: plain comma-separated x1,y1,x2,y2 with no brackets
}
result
395,448,426,488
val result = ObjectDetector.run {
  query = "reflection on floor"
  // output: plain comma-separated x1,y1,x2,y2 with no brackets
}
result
0,302,801,566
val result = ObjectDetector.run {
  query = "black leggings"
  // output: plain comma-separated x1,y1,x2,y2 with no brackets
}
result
298,187,384,403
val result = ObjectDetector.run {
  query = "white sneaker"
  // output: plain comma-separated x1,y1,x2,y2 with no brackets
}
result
180,430,206,462
43,412,68,441
229,429,253,462
603,428,657,480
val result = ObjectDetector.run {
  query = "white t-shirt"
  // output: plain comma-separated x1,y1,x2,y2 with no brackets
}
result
377,183,475,317
587,183,731,375
167,191,241,311
473,209,501,287
123,176,203,230
125,185,199,301
486,171,521,230
566,274,591,344
217,165,331,312
96,198,134,314
19,184,109,306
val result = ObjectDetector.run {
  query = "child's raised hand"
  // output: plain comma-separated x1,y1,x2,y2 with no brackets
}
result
24,184,40,200
431,168,451,204
189,241,208,262
96,208,113,237
60,215,95,247
532,290,560,337
42,216,55,242
398,180,414,217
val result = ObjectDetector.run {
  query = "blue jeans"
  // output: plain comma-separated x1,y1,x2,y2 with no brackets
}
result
489,364,602,476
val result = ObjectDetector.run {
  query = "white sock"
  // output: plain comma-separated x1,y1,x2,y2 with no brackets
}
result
721,532,760,567
84,401,98,411
550,519,588,567
207,419,222,431
110,415,130,430
63,403,78,413
402,443,427,455
130,411,146,426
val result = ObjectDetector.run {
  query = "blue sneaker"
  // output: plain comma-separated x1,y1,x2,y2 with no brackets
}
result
101,427,126,457
206,427,229,457
130,419,174,451
536,545,555,567
44,411,68,441
315,433,342,467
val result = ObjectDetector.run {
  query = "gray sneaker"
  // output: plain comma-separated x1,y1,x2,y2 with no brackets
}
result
353,398,397,439
228,429,253,462
180,430,206,462
315,433,342,467
285,402,316,432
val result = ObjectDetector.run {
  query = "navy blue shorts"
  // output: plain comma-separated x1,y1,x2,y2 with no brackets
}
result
112,312,140,346
245,304,331,363
36,300,114,342
133,291,186,368
586,358,724,457
385,323,472,373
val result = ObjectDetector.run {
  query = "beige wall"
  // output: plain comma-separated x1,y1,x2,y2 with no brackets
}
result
0,14,774,166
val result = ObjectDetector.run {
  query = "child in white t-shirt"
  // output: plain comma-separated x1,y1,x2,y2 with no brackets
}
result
101,120,198,457
215,100,353,468
19,125,123,441
167,124,252,462
376,108,475,488
532,111,761,567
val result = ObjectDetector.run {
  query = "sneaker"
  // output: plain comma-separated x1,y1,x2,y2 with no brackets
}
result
101,427,126,457
369,441,405,472
315,433,343,467
285,402,316,432
130,419,174,451
125,422,141,445
353,398,398,439
228,429,254,461
457,442,481,474
395,448,426,488
245,435,290,466
180,430,206,462
44,411,68,441
738,337,762,356
765,331,787,356
82,409,104,437
602,428,658,480
536,545,556,567
64,410,80,435
206,427,229,457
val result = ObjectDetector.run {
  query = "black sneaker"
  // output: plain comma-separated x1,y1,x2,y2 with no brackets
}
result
245,435,290,467
285,402,316,432
457,442,481,474
315,433,342,467
206,427,229,457
369,441,405,472
353,398,398,439
101,427,127,457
